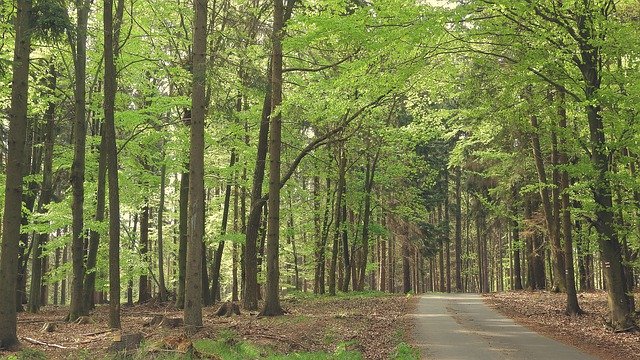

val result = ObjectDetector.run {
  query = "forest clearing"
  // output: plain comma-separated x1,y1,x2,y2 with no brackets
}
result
1,0,640,358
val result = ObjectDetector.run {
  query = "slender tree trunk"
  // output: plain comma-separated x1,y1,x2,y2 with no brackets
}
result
184,0,207,330
454,167,462,292
329,148,346,296
232,184,240,302
157,159,168,302
211,151,236,302
176,170,189,308
358,153,377,290
28,65,56,313
61,244,67,305
54,247,60,305
341,203,351,292
402,238,411,294
557,92,581,315
139,205,151,302
243,81,271,311
530,112,566,292
69,0,90,322
444,172,451,293
512,218,523,290
260,0,285,315
104,0,122,326
0,0,32,344
313,177,322,294
84,127,106,310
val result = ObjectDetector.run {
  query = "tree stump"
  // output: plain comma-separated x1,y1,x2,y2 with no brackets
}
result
215,302,241,317
41,322,56,332
75,316,90,325
145,315,183,328
107,332,143,353
159,316,183,328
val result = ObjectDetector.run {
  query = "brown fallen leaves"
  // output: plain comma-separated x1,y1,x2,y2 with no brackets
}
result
0,294,412,359
485,291,640,360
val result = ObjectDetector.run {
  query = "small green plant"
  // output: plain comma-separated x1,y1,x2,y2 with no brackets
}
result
392,342,419,360
5,349,47,360
192,331,264,360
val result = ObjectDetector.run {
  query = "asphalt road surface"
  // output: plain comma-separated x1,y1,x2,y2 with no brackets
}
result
411,293,597,360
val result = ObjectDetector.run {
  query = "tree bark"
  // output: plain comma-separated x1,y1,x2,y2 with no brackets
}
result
139,205,151,303
0,0,32,344
329,148,346,296
211,151,236,302
69,0,90,322
184,0,207,330
260,0,285,315
176,169,189,308
243,81,271,311
28,64,56,313
157,159,168,302
529,110,566,292
358,152,378,290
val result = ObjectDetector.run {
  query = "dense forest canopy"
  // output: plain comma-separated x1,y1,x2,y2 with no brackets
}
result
0,0,640,348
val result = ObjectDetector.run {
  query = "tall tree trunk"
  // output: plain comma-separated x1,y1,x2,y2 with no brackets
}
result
260,0,285,315
28,64,56,313
578,11,633,330
176,169,189,308
61,244,67,305
329,148,346,296
84,126,106,310
104,0,122,326
557,92,581,315
211,151,236,302
454,166,462,292
184,0,207,330
512,218,523,290
444,171,451,293
402,238,411,294
139,205,151,303
243,81,271,311
232,184,240,302
69,0,90,322
511,186,523,290
313,176,322,294
358,153,378,290
157,159,168,302
530,112,566,292
0,0,32,344
341,202,350,292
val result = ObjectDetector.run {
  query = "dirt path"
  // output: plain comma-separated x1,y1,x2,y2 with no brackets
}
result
409,293,597,360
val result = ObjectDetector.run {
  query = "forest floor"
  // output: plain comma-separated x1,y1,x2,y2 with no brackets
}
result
485,291,640,360
0,292,416,360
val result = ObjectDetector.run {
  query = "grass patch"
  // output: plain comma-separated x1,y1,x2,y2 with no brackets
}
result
391,342,420,360
192,330,362,360
1,348,47,360
193,330,264,360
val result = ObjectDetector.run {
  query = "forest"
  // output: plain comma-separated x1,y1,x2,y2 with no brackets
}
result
0,0,640,358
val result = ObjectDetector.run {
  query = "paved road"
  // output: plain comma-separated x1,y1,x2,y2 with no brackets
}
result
410,293,597,360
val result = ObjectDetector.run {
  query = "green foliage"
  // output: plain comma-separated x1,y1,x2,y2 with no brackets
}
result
31,0,71,42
